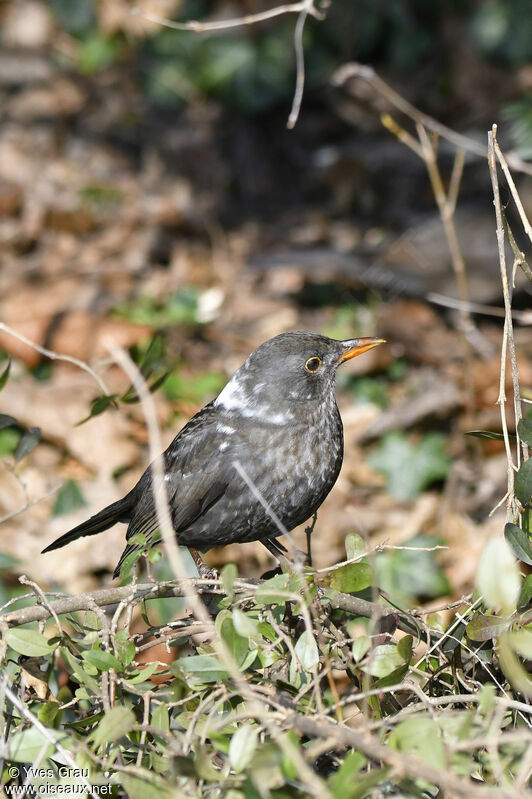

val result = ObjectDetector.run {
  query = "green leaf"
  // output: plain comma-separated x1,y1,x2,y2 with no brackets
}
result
221,562,238,599
5,628,56,657
498,631,532,698
255,573,296,604
519,574,532,609
8,727,68,763
476,537,520,614
152,704,170,732
88,706,135,748
518,418,532,447
466,613,512,641
369,431,450,500
397,634,413,663
229,725,258,773
15,426,41,461
118,774,175,799
374,663,409,688
328,750,367,799
61,647,100,694
375,534,450,607
389,717,446,770
329,562,372,593
0,358,11,391
363,644,404,678
82,648,122,672
331,766,390,799
478,683,496,716
466,429,508,441
125,660,161,684
77,394,118,425
0,413,17,429
294,630,319,671
53,479,87,516
507,629,532,659
504,522,532,565
115,632,136,666
352,635,370,662
216,611,249,667
171,655,229,684
515,459,532,507
38,701,62,727
232,608,259,639
0,551,20,570
345,533,366,560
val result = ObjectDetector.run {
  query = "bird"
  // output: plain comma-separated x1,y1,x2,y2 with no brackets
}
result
42,331,385,578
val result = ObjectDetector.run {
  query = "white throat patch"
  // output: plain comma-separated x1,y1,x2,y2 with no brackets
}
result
214,375,293,426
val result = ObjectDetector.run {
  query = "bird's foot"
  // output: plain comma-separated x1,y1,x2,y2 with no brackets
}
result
189,547,219,581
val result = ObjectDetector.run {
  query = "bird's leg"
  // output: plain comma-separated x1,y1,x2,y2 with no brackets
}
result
304,511,318,567
189,547,218,580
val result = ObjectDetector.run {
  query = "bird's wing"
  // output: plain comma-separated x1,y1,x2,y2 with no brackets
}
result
121,405,243,554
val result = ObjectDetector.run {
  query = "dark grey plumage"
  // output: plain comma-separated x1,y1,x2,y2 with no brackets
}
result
42,331,384,577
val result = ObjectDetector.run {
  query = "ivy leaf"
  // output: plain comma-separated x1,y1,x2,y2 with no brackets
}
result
369,432,450,500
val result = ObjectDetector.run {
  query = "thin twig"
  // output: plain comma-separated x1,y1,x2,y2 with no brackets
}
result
332,63,532,176
287,712,528,799
286,2,310,129
0,322,110,396
0,483,62,525
2,678,99,799
493,137,532,245
136,1,323,33
488,126,521,507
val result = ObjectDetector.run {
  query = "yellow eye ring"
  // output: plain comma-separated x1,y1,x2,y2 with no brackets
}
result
305,356,322,373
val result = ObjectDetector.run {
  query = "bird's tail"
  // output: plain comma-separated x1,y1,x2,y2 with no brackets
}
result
42,494,134,553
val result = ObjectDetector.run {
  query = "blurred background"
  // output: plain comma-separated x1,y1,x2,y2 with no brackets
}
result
0,0,531,614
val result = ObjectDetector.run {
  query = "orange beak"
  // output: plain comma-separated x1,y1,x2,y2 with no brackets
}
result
336,337,386,364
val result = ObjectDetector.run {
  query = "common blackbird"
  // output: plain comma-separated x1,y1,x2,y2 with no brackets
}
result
42,332,384,577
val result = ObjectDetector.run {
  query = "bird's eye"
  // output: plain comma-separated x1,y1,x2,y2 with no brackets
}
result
305,356,322,373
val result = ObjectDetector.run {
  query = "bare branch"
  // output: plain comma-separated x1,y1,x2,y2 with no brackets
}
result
0,322,110,396
488,126,523,500
287,713,529,799
136,2,323,33
333,63,532,176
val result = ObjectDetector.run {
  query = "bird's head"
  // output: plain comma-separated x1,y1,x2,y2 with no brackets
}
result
214,331,385,425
